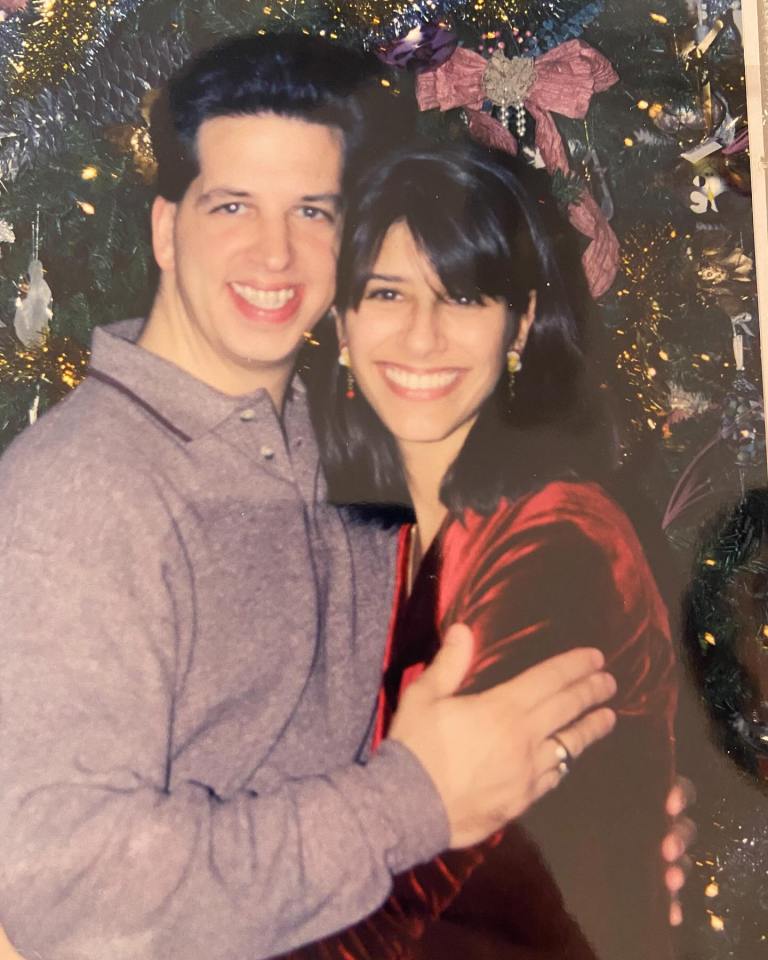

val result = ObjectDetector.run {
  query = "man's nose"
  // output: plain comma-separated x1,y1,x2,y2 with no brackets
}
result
253,216,293,273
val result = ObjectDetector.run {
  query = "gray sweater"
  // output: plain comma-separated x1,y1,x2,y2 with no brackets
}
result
0,321,448,960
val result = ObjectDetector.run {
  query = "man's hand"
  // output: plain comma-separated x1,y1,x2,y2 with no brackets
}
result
388,623,616,848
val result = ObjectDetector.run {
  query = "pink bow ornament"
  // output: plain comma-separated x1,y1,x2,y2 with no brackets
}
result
416,40,621,298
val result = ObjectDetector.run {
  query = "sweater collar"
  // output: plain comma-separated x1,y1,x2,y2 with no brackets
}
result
88,319,307,442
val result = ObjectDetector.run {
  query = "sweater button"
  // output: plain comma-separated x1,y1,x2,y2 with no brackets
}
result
240,408,257,422
260,445,275,460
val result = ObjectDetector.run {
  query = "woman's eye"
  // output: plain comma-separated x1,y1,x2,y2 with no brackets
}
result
366,288,401,301
447,294,484,307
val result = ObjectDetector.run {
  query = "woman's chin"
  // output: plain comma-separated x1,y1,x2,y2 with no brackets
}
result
384,420,464,448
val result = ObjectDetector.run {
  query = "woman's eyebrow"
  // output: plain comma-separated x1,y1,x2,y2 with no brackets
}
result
366,272,404,283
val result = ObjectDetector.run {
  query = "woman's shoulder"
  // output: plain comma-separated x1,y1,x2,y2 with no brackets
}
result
442,480,665,621
453,480,638,553
440,484,674,713
512,480,641,545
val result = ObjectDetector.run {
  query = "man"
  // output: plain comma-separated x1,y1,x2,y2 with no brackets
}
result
0,34,615,960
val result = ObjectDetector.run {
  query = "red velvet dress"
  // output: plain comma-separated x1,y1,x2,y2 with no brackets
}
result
281,481,677,960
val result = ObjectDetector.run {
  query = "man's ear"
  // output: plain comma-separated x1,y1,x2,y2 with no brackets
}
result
511,289,537,355
151,196,177,273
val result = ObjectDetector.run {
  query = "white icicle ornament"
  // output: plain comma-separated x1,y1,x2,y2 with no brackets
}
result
14,256,52,349
0,219,15,247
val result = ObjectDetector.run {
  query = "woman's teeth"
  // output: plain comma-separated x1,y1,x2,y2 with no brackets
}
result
383,366,459,390
231,283,296,309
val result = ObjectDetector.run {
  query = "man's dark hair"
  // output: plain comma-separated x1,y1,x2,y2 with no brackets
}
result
151,33,414,202
308,140,618,518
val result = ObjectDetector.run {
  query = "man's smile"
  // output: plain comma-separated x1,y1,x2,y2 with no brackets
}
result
227,281,305,325
229,282,299,310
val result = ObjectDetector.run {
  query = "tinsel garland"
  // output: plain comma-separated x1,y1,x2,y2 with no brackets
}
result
0,30,189,182
0,0,147,100
332,0,603,50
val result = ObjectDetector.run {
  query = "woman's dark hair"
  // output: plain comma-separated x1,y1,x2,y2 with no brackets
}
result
306,140,618,519
151,33,415,202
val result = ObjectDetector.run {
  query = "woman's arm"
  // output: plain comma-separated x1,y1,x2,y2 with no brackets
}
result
433,484,677,960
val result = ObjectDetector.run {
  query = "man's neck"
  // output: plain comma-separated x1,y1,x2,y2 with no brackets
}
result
140,299,292,409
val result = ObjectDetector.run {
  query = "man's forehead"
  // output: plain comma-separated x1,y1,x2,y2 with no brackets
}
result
195,112,345,159
191,112,344,192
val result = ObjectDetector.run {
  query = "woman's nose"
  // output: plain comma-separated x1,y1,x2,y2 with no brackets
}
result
402,300,445,356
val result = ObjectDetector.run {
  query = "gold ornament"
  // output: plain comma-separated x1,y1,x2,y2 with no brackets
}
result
104,124,158,183
483,50,535,109
129,127,158,183
482,50,534,135
698,241,754,321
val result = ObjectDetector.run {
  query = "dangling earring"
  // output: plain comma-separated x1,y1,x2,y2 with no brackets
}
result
338,344,356,399
506,348,522,401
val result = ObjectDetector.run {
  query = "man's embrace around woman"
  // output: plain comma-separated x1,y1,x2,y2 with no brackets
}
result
0,32,685,960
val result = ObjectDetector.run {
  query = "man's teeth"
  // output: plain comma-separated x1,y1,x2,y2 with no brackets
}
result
383,366,459,391
231,283,296,309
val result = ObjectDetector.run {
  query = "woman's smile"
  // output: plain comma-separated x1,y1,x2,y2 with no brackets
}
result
378,362,466,400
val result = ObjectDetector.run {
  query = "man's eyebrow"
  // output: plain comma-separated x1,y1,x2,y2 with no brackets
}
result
195,190,342,209
302,193,342,209
197,187,252,206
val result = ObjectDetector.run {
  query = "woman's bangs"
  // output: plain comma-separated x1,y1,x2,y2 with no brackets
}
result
404,188,518,304
342,151,537,312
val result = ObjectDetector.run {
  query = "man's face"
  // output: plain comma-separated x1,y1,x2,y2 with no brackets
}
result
152,113,343,395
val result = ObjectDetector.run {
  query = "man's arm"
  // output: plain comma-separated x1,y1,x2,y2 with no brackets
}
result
0,451,449,960
0,455,614,960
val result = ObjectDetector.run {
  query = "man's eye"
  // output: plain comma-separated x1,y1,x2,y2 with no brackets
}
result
299,206,334,223
212,202,245,215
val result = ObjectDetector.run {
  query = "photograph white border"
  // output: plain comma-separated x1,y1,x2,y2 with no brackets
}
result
744,0,768,473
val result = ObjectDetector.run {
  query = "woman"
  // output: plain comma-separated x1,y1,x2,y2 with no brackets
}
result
298,141,678,959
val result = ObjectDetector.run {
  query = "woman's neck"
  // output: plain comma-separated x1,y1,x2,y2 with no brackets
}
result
399,436,463,559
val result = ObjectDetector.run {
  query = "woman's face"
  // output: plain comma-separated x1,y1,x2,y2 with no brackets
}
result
340,220,533,456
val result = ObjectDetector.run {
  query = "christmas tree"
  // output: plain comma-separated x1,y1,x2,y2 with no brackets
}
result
0,0,760,529
0,0,764,952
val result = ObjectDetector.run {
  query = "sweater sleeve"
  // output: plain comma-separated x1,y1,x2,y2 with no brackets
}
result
0,448,448,960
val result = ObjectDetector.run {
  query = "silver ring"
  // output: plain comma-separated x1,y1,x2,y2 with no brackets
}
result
552,734,572,778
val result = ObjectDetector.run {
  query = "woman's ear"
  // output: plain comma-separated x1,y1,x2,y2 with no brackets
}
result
151,196,177,273
331,307,345,345
511,289,537,355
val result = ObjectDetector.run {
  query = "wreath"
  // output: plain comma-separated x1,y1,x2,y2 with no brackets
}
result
684,488,768,779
